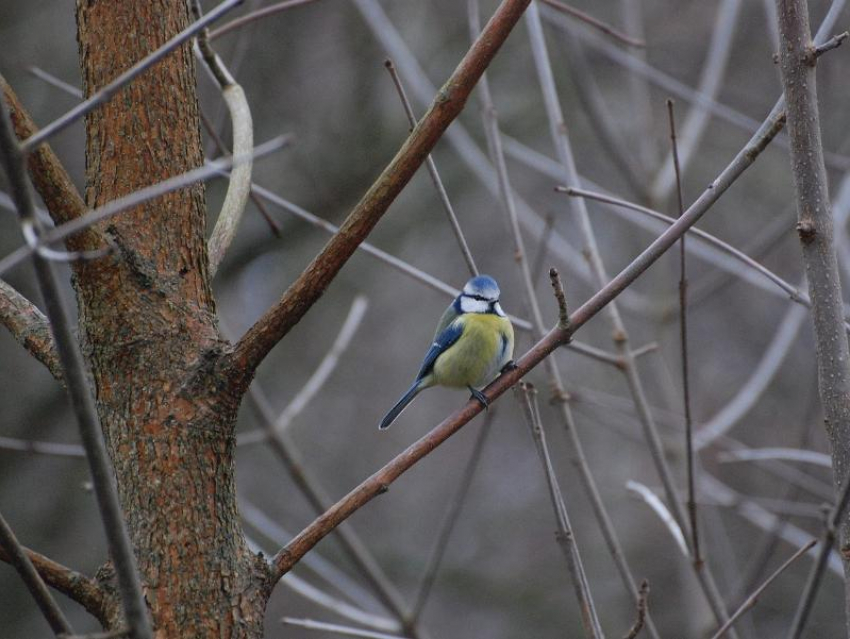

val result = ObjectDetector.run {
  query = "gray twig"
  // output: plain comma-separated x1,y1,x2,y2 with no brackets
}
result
384,58,478,277
775,1,850,631
516,383,605,639
668,99,700,564
623,580,650,639
525,0,736,630
710,540,815,639
538,0,644,47
0,510,73,636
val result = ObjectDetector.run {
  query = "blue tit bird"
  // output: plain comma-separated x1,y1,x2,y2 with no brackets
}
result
379,274,515,430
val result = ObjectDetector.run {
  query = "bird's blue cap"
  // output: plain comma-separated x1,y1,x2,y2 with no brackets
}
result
462,275,500,300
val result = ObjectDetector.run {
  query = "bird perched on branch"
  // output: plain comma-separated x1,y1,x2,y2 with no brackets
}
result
379,275,515,430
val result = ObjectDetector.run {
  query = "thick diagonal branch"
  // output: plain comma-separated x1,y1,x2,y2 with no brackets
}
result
229,0,533,382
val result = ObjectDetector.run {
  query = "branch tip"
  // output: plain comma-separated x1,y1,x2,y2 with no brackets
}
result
548,268,570,331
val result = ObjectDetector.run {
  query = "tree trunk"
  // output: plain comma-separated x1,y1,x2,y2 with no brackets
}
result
75,1,270,635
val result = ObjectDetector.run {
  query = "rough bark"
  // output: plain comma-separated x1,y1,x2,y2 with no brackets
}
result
75,1,269,636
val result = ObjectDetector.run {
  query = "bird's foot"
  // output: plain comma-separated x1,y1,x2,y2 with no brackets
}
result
468,386,489,409
500,360,518,374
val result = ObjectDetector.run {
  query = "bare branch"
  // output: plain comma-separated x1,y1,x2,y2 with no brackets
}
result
0,435,85,457
709,540,816,639
668,99,700,564
718,448,831,467
238,368,426,636
559,187,838,321
0,278,62,379
650,0,742,204
524,1,735,628
0,543,105,623
384,58,478,277
788,473,850,638
281,617,412,639
230,0,535,382
0,510,74,635
516,382,604,639
538,0,644,47
776,1,850,629
0,85,152,639
623,580,650,639
209,0,323,40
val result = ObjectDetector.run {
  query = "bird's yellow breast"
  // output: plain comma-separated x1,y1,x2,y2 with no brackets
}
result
431,313,514,389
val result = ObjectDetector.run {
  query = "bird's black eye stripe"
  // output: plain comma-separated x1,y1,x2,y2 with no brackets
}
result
466,294,490,302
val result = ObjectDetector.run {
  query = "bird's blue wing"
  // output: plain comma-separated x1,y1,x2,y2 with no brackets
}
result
415,319,464,381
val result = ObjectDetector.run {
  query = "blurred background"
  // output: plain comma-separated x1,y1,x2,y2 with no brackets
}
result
1,0,849,637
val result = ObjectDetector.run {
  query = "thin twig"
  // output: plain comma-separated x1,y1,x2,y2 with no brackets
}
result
813,30,849,56
668,99,700,564
549,268,569,331
538,0,644,47
27,67,83,99
0,436,84,457
384,59,478,277
524,1,734,629
0,510,73,635
239,296,369,444
0,93,151,639
558,187,839,324
20,0,243,152
650,0,742,204
718,448,831,467
541,1,850,173
281,617,412,639
209,0,323,40
788,473,850,638
710,540,816,639
516,383,604,639
623,580,650,639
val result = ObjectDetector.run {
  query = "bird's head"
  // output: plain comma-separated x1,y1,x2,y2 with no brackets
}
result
459,275,505,316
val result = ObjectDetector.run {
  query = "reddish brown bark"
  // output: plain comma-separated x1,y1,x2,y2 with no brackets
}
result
74,1,269,636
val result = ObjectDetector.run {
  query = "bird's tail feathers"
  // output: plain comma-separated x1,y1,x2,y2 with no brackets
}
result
379,381,423,430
